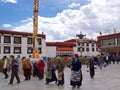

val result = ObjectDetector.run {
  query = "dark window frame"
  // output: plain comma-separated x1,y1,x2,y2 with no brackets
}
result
102,39,115,46
37,38,41,45
4,36,11,43
27,47,33,54
14,47,21,54
77,42,80,46
92,48,95,52
78,48,80,51
86,43,89,46
4,46,10,54
86,48,89,52
117,38,120,44
27,38,33,44
14,36,21,44
82,48,84,52
38,47,42,54
92,43,94,46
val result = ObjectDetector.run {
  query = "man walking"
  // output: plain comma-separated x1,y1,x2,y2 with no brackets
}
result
2,56,9,79
8,56,20,84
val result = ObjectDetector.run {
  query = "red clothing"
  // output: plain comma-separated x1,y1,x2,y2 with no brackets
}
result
24,69,31,76
38,60,45,71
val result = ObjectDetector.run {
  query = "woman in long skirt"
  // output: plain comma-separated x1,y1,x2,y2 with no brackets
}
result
45,57,57,84
38,60,45,79
56,59,64,86
70,54,83,89
21,57,32,80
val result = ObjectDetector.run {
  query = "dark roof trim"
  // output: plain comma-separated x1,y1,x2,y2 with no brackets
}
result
97,32,120,40
46,42,76,47
0,30,46,39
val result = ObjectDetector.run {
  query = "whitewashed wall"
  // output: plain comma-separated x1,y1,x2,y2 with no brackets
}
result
46,46,56,58
0,35,46,59
75,43,99,57
41,39,46,57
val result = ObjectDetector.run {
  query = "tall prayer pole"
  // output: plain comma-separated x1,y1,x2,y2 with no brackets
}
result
32,0,40,58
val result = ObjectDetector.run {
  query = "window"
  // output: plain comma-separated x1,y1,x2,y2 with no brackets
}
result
78,47,83,52
27,47,33,54
4,46,10,54
86,43,89,46
78,42,80,46
102,39,115,46
78,48,80,51
37,38,41,45
27,38,33,44
38,47,42,54
92,48,95,52
14,47,21,54
4,36,11,43
86,48,89,52
117,38,120,45
92,43,94,46
82,48,84,52
14,37,21,44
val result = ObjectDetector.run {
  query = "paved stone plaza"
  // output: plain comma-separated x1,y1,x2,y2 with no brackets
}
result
0,64,120,90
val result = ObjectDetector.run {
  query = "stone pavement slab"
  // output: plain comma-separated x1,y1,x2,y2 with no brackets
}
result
0,64,120,90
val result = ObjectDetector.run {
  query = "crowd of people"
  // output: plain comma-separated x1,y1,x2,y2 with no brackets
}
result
1,53,120,89
86,53,120,79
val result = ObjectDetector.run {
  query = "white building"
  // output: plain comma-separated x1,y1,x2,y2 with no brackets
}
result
0,30,99,59
46,39,99,57
0,30,46,59
46,42,75,57
74,39,99,56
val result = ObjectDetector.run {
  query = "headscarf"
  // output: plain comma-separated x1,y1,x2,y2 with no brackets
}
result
74,54,79,59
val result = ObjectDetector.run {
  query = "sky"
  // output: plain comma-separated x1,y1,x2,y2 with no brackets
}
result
0,0,120,41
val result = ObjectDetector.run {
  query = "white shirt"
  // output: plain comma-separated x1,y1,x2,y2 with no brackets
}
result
3,59,7,69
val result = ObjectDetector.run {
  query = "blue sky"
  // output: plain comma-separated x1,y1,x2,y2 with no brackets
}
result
0,0,120,41
0,0,89,24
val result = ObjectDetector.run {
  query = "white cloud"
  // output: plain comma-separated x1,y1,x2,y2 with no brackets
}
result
2,24,12,28
12,18,33,32
11,0,120,41
1,0,17,3
68,2,80,8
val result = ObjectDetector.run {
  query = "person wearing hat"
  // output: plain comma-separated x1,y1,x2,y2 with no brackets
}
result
70,54,83,89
